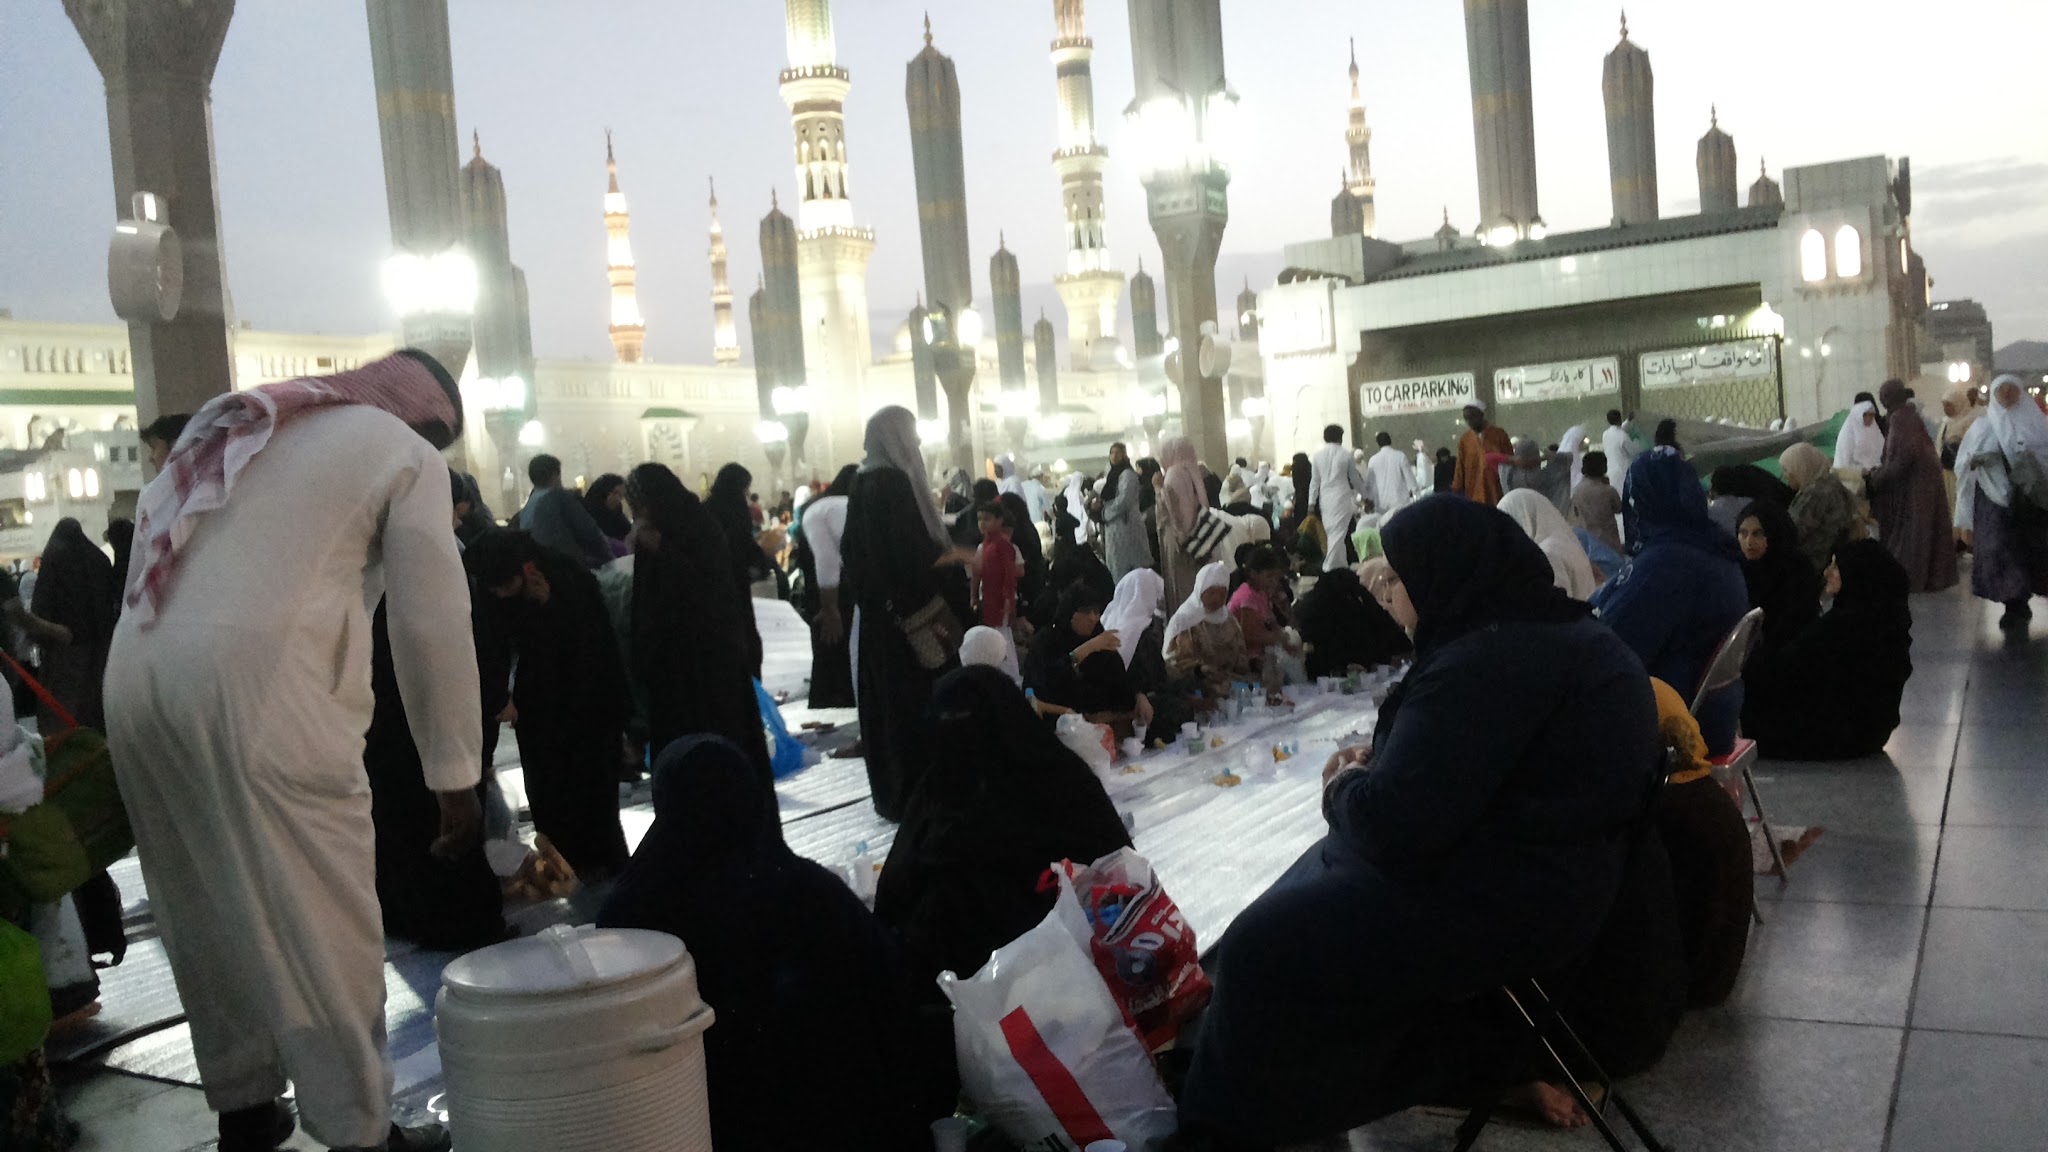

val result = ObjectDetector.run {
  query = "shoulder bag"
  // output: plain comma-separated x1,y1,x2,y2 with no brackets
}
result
896,594,963,671
0,654,131,924
1178,508,1232,561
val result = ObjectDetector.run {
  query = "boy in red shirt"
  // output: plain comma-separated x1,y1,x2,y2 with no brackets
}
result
974,501,1019,629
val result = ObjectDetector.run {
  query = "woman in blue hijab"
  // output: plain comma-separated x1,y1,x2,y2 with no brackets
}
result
1591,448,1751,754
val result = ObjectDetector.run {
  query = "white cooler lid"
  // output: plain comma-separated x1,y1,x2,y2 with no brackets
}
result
442,925,688,997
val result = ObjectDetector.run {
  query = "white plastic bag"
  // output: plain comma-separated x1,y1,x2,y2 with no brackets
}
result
940,881,1178,1152
1055,713,1116,780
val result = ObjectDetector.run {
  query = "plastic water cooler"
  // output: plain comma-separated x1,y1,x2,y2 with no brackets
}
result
435,925,715,1151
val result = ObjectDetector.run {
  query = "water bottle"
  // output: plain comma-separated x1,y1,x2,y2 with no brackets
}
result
849,841,877,902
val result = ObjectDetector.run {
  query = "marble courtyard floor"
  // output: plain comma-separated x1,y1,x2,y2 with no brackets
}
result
45,581,2048,1151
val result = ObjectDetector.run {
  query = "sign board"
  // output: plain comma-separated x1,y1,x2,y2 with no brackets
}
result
1495,356,1621,404
1358,372,1476,418
1260,280,1335,358
1640,338,1777,391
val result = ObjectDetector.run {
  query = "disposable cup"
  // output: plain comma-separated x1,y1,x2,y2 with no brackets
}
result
931,1117,971,1152
1121,737,1145,760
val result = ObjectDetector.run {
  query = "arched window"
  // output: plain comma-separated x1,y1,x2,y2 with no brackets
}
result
1835,225,1863,278
1800,229,1828,283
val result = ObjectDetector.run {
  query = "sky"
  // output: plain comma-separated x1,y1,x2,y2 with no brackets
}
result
4,0,2046,366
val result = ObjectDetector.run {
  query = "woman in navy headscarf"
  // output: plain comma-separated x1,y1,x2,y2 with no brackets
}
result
1181,496,1661,1145
1591,448,1751,755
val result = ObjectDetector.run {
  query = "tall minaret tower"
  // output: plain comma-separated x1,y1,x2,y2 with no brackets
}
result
1464,0,1542,238
1603,12,1658,226
1049,0,1124,371
781,0,874,439
1343,39,1378,238
604,132,646,363
1697,106,1738,215
708,178,741,365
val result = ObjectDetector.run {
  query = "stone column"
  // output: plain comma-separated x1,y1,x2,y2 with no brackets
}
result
1148,171,1230,469
66,0,237,425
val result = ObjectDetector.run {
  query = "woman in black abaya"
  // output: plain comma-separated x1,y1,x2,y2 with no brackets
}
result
705,462,769,678
599,737,935,1149
841,407,972,820
626,463,771,778
31,518,116,731
792,464,859,708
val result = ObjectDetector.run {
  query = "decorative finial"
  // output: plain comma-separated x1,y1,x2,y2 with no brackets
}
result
771,187,780,210
1349,37,1358,72
1442,205,1452,225
1711,104,1719,128
999,229,1006,249
1620,9,1629,39
923,11,933,47
1760,157,1768,177
606,128,614,164
472,129,481,160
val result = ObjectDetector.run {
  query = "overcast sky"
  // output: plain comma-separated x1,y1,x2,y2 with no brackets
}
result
4,0,2044,364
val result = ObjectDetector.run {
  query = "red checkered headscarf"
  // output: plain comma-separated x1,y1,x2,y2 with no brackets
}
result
125,350,462,627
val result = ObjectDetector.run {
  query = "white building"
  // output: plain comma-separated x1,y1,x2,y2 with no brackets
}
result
1256,155,1923,460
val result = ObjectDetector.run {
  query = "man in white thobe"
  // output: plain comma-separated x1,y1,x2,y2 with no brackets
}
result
1364,431,1418,522
105,352,480,1152
1310,424,1371,572
1602,409,1639,479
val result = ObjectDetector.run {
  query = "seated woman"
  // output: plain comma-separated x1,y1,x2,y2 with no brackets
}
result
1650,678,1753,1008
1163,561,1254,705
1780,442,1866,576
1102,568,1199,739
1021,581,1154,734
1030,501,1114,632
875,666,1132,987
958,624,1020,685
1500,489,1598,599
1294,565,1412,678
1742,539,1914,760
1737,498,1821,656
1180,496,1662,1146
597,737,934,1150
1591,449,1750,755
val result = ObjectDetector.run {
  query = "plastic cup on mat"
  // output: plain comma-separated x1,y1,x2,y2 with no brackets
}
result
931,1116,971,1152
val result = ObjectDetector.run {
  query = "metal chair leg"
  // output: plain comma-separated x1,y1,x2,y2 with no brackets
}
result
1517,980,1673,1152
1745,762,1790,885
1450,1104,1492,1152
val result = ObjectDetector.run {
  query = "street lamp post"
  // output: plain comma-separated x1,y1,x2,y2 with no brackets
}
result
1127,1,1236,469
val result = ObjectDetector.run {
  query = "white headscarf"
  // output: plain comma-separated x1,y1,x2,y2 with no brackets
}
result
959,625,1020,684
1982,375,2048,469
1499,489,1599,600
1834,401,1886,471
860,405,946,545
1063,474,1088,543
1957,374,2048,530
1163,560,1232,651
1102,568,1166,668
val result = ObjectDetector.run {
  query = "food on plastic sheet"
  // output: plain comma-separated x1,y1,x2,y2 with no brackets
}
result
941,880,1179,1152
1058,848,1213,1052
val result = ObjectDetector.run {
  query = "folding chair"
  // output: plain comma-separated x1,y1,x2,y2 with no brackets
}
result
1449,977,1672,1152
1689,607,1783,921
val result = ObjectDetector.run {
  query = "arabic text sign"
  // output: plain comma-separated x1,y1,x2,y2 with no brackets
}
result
1639,338,1777,392
1358,372,1476,418
1495,356,1621,404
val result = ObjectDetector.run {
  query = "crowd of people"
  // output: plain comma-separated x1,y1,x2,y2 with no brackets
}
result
6,352,2037,1151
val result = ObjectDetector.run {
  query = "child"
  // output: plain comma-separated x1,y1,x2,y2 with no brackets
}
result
1572,450,1626,559
971,502,1023,683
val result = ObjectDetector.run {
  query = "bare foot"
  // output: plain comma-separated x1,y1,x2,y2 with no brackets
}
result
1504,1080,1591,1128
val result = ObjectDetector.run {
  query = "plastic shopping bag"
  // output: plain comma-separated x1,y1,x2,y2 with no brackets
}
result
1058,848,1212,1051
940,882,1178,1152
754,679,805,780
1055,713,1116,780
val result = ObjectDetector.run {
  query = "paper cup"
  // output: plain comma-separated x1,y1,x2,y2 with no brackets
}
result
931,1117,971,1152
1121,737,1145,760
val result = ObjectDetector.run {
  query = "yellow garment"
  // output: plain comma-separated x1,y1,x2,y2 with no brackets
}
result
1652,676,1714,785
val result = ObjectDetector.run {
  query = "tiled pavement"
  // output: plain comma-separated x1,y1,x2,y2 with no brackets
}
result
54,581,2048,1150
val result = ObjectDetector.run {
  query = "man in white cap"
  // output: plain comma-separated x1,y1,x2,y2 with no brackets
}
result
106,350,481,1152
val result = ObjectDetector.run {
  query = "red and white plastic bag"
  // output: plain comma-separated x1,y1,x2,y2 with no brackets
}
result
1057,848,1212,1052
939,876,1179,1152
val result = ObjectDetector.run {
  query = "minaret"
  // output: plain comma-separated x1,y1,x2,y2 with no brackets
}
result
1464,0,1541,238
759,193,806,417
1034,311,1060,411
1435,206,1462,251
1331,169,1366,238
748,278,772,406
707,179,740,365
462,131,534,508
1049,0,1124,370
604,132,645,363
1237,280,1259,342
1602,12,1658,226
1697,106,1738,214
781,0,874,433
908,15,976,460
1749,158,1784,209
1342,39,1378,238
991,236,1028,395
1129,261,1162,360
